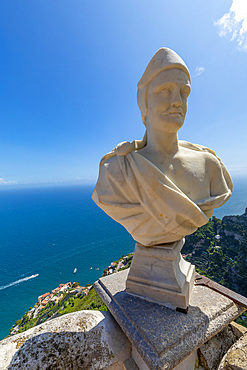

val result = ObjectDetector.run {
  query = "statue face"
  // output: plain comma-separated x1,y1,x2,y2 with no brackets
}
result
146,69,190,133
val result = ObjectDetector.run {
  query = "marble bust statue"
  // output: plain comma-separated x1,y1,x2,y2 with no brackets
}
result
92,48,232,246
92,48,232,309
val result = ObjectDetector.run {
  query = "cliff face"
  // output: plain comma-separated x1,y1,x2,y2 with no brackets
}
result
183,209,247,299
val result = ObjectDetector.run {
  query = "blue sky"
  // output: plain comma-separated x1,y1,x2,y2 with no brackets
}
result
0,0,247,186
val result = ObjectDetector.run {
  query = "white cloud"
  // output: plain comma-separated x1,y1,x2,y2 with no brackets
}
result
227,165,247,176
215,0,247,51
194,67,205,77
0,178,17,185
228,165,247,170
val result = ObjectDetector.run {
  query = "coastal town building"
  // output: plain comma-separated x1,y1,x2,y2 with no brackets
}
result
36,282,75,310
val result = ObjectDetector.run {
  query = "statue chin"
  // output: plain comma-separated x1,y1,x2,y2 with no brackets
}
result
146,118,185,135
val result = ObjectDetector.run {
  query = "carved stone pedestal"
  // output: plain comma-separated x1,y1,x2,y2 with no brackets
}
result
126,239,195,310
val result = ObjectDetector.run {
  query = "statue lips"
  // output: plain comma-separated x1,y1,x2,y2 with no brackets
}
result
162,108,184,118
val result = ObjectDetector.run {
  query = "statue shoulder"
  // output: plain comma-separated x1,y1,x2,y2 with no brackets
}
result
99,141,135,170
178,140,217,157
99,134,147,170
179,140,232,191
179,140,225,167
99,154,120,175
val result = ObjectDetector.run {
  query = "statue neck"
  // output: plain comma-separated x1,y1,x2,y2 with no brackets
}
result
145,128,179,156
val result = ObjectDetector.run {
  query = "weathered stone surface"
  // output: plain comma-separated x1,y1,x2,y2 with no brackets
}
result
94,269,245,370
199,324,240,369
123,358,139,370
172,350,202,370
218,331,247,369
0,310,131,370
229,321,247,337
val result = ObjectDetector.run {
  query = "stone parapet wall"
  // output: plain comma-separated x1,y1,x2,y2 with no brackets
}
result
0,310,246,369
0,311,131,370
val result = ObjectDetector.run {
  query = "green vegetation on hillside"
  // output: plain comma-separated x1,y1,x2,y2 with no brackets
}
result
9,287,107,336
182,213,247,297
182,212,247,327
57,287,107,316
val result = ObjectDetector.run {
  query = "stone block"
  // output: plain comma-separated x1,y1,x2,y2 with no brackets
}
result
94,269,245,370
0,310,131,370
218,331,247,369
198,324,239,369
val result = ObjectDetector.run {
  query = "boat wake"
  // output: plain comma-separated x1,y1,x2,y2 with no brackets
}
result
0,274,39,291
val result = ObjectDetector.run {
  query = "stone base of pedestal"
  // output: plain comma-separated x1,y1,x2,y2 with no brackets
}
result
126,240,195,310
94,269,245,370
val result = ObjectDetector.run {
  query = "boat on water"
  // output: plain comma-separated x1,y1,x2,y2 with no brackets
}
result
96,268,99,271
73,268,77,274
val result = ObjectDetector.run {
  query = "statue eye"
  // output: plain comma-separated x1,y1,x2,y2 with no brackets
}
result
160,88,170,96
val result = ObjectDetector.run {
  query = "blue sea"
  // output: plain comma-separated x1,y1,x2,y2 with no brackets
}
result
0,178,247,340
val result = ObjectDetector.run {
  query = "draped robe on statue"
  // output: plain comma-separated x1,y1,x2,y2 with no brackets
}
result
92,141,232,246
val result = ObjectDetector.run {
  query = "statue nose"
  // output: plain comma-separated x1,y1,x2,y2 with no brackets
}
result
172,90,182,106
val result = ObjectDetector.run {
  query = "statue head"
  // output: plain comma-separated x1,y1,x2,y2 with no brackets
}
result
137,48,191,127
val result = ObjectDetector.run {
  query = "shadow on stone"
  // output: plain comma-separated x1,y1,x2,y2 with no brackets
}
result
1,311,131,370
